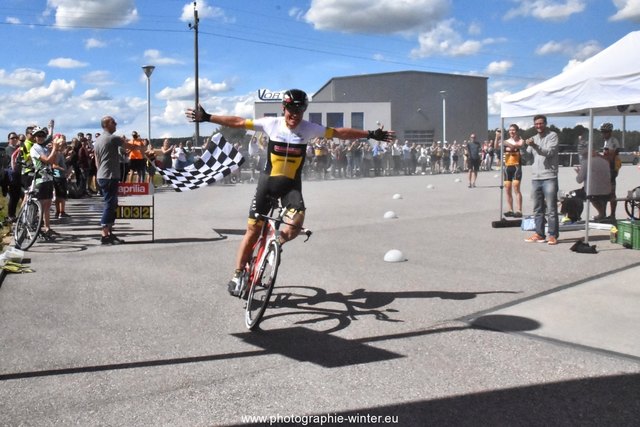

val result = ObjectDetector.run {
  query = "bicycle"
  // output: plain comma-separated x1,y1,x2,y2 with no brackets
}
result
624,186,640,220
13,167,51,250
237,198,312,330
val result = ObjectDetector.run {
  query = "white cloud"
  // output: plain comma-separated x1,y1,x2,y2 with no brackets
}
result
81,88,112,101
48,0,138,28
536,39,601,61
467,22,482,36
157,77,231,101
48,57,89,68
488,90,512,115
180,0,229,22
561,58,583,73
573,40,601,60
410,19,489,58
0,80,153,137
160,100,192,126
83,70,114,86
20,79,76,104
535,40,566,55
85,37,106,49
6,17,21,24
304,0,450,34
289,7,306,21
0,68,46,88
143,49,184,66
485,60,513,75
505,0,586,21
610,0,640,22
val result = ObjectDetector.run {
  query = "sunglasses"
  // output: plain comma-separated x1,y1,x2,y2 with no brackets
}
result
284,104,306,114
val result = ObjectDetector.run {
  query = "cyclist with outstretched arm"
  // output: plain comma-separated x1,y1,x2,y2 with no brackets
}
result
187,89,394,295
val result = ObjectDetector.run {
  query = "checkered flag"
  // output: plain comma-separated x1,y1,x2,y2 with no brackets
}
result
157,133,245,191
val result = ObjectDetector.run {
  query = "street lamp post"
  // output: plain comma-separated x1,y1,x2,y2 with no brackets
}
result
440,90,447,143
142,65,155,145
142,65,155,141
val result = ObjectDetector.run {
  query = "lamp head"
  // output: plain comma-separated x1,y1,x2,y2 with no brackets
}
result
142,65,155,78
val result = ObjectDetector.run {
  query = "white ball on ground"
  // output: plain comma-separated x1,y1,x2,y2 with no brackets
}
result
384,249,407,262
392,193,403,200
454,178,462,183
384,211,398,219
426,184,435,189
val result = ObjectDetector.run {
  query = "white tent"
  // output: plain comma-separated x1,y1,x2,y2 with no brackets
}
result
500,31,640,244
501,31,640,118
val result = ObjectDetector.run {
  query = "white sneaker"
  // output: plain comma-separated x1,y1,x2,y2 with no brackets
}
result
227,273,242,296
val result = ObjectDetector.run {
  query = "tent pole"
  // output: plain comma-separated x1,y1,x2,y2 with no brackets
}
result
622,114,626,148
499,118,505,218
584,109,594,244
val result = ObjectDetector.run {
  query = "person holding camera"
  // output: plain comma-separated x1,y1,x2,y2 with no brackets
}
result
29,126,60,240
501,124,524,218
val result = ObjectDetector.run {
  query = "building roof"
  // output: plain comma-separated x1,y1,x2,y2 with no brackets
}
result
314,70,487,97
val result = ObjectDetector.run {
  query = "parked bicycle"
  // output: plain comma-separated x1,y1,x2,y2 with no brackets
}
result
234,197,312,330
13,167,53,250
624,186,640,220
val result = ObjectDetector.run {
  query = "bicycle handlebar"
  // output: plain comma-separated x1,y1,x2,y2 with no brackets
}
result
254,212,313,243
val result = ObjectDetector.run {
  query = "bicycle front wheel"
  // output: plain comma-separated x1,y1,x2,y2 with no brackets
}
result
14,199,43,250
245,240,281,330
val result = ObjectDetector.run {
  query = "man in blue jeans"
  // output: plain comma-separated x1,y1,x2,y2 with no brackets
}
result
524,114,560,245
93,116,144,245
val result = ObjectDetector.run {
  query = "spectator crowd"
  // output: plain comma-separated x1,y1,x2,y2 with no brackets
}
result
1,122,167,229
2,119,626,245
239,133,502,183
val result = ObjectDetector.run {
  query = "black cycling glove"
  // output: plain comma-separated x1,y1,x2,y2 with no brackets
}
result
191,105,211,123
368,128,390,141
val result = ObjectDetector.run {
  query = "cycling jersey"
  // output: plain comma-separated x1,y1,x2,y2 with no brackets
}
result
503,138,522,167
245,116,334,222
21,139,35,174
246,117,334,181
30,143,54,184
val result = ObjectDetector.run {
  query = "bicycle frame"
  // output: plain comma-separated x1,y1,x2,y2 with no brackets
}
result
245,204,312,290
244,204,282,295
13,167,53,250
242,199,312,330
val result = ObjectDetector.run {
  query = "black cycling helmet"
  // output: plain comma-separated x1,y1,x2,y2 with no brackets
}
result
282,89,309,112
599,122,613,132
31,126,47,137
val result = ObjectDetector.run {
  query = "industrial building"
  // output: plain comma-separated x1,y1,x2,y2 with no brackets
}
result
254,70,488,144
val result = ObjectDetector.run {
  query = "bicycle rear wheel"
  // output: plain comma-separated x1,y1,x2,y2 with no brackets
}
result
625,186,640,220
14,199,43,250
245,240,281,330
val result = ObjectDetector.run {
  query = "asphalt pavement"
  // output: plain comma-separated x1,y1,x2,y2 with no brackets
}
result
0,165,639,426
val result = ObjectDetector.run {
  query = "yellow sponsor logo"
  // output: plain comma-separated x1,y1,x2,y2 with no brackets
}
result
270,154,302,179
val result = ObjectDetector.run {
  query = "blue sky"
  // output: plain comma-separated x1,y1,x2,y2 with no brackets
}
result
1,0,640,140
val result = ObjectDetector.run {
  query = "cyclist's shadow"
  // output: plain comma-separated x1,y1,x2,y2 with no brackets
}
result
263,285,520,333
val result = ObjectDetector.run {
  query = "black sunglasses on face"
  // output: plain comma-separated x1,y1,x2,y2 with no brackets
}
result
284,104,306,114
